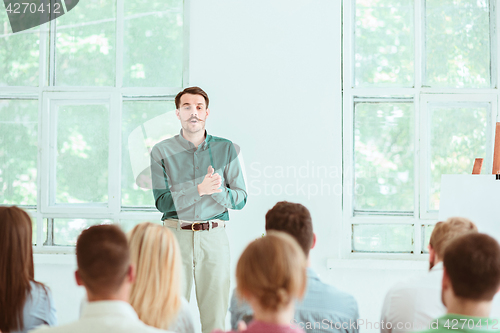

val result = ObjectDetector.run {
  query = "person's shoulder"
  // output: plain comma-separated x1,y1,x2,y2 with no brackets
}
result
208,136,241,157
385,270,437,299
380,272,442,321
307,271,357,303
209,135,233,144
152,135,179,150
298,271,358,320
28,281,53,304
120,316,172,333
381,278,419,311
151,136,184,160
30,280,49,292
29,323,72,333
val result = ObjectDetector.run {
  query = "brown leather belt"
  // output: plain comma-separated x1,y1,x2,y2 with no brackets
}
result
182,222,219,231
163,219,225,231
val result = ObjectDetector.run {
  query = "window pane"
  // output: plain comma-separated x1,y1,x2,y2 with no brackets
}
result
352,224,414,252
53,218,112,246
0,12,39,86
354,0,414,87
119,219,162,233
121,101,179,206
56,104,109,204
0,100,38,205
354,102,414,212
123,0,183,87
421,224,435,253
28,210,36,245
32,218,37,245
428,103,488,211
32,218,48,246
425,0,490,88
56,1,115,86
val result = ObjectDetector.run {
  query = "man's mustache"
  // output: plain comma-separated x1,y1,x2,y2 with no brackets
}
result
188,117,204,122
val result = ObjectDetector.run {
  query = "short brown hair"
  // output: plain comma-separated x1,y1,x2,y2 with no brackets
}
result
265,201,313,256
76,225,130,295
429,217,477,259
175,87,209,109
444,233,500,301
236,232,307,311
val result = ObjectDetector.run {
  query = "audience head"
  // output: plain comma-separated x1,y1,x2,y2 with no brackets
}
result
0,206,37,332
265,201,314,257
75,224,133,299
428,216,477,268
236,231,307,312
127,222,182,329
442,233,500,309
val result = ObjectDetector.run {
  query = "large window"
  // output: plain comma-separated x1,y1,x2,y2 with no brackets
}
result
343,0,498,256
0,0,186,250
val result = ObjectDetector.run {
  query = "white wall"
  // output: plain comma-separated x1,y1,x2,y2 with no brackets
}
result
189,0,344,281
34,1,431,332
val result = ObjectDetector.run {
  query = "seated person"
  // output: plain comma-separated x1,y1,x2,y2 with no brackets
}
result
417,233,500,333
127,222,195,333
214,231,307,333
30,225,171,333
0,206,57,333
229,201,359,332
381,217,478,333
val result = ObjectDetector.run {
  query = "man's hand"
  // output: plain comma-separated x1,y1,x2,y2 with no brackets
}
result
197,166,223,196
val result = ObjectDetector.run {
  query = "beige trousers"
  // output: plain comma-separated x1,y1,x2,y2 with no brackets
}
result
165,220,230,333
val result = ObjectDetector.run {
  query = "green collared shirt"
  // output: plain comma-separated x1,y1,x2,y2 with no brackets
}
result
150,130,247,221
418,314,499,333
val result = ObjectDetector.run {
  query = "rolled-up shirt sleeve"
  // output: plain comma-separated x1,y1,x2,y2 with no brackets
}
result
210,143,247,210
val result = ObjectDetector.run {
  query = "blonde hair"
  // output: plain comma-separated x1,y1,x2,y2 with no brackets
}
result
429,217,478,260
128,223,182,329
236,231,307,311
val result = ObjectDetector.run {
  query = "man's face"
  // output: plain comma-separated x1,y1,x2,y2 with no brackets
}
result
176,93,209,135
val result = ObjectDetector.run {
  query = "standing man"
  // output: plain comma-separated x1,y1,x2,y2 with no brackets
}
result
150,87,247,333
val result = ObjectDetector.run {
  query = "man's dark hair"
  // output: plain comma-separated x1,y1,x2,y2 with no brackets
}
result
265,201,313,256
76,224,130,295
175,86,209,109
444,233,500,301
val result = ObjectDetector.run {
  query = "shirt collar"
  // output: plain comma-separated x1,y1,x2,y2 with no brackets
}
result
177,129,211,150
81,300,139,319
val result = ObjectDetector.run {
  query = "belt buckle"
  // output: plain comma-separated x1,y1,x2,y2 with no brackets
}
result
191,222,201,231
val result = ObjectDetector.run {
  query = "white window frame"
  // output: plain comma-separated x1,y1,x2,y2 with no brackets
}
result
0,0,190,253
342,0,500,259
40,93,116,215
419,94,498,220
